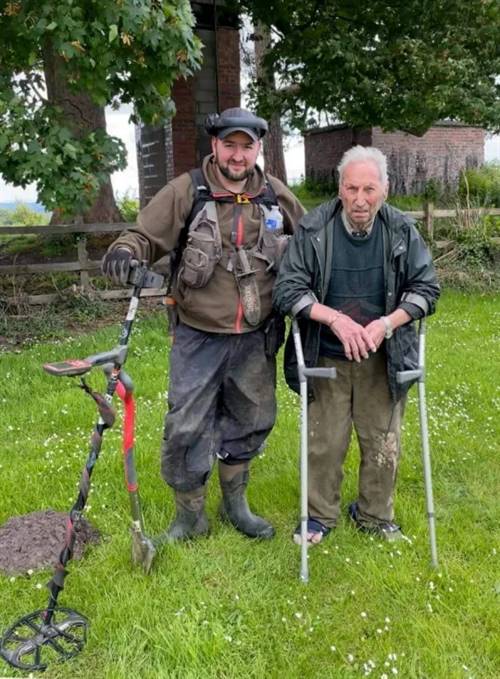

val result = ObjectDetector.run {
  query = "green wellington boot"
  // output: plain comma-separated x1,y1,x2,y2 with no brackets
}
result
155,486,209,545
219,461,275,539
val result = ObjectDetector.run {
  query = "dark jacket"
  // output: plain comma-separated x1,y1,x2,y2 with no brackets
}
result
273,198,440,401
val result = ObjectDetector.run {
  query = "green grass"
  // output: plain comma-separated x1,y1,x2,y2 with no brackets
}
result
0,291,499,678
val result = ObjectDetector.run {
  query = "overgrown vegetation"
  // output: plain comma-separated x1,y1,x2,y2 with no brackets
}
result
0,292,498,678
459,162,500,207
116,192,139,223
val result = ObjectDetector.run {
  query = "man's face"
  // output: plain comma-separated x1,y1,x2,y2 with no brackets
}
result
212,131,260,182
339,160,388,229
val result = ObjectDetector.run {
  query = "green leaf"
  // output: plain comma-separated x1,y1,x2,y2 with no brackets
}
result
47,22,58,31
63,142,77,159
108,24,118,43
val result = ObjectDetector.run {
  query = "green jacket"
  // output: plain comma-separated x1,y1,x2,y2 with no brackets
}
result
273,198,440,401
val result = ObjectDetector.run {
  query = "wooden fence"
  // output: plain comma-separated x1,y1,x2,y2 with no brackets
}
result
0,222,166,305
1,205,499,305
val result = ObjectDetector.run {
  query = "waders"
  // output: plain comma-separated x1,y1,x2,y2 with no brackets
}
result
396,318,438,568
292,320,337,583
0,263,163,672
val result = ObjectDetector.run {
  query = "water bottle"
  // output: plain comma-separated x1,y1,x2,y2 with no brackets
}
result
264,205,284,235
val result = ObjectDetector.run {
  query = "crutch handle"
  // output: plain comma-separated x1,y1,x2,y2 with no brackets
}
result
303,367,337,380
396,368,423,384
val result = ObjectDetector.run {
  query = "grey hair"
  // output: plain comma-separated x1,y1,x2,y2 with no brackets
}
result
337,145,388,185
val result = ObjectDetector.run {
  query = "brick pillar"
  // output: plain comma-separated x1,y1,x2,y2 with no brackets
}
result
216,26,240,111
171,77,197,178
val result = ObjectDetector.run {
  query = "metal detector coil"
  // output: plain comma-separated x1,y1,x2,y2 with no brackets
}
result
0,607,88,672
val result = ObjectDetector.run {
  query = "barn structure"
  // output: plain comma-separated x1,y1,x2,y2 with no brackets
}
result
304,123,485,194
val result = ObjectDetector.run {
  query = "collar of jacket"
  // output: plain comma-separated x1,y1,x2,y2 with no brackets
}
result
301,198,412,302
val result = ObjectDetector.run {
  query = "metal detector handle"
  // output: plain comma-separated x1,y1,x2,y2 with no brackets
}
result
127,260,165,290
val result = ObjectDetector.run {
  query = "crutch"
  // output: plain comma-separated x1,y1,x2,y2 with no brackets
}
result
292,320,337,583
396,318,438,568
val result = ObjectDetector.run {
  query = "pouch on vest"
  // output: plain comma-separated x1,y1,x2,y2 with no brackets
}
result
234,247,261,326
178,203,222,289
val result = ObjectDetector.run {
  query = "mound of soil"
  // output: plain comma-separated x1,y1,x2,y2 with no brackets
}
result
0,509,100,576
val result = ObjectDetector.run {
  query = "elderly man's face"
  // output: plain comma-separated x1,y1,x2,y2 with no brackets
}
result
339,160,388,229
212,131,260,182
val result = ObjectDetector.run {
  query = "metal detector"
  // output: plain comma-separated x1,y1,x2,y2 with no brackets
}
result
0,262,163,672
397,318,438,568
291,320,337,583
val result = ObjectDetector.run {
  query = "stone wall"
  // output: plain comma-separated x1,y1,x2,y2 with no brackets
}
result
304,123,485,194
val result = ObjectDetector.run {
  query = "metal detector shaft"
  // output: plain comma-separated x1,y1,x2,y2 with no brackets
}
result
292,320,336,583
1,263,163,671
397,319,438,568
44,264,153,623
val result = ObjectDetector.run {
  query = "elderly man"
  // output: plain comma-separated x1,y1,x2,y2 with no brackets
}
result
274,145,440,544
102,108,305,542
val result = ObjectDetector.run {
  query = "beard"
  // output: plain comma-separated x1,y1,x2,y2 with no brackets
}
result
217,162,254,182
214,150,255,182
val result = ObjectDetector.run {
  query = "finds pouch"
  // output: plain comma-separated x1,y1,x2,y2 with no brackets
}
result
179,203,222,288
234,247,261,326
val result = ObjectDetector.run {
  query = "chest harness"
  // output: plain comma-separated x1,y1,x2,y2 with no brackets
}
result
175,168,289,327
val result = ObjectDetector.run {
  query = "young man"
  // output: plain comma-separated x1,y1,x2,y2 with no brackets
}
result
103,108,305,542
274,146,440,544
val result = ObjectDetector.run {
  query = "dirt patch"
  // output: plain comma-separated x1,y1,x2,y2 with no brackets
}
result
0,510,101,575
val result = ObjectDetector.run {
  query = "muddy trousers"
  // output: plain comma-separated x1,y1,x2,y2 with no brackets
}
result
307,351,405,529
161,323,277,492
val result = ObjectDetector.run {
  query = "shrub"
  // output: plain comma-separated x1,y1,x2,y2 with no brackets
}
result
459,163,500,207
117,192,140,222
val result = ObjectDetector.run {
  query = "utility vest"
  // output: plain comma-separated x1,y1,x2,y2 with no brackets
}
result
175,168,289,327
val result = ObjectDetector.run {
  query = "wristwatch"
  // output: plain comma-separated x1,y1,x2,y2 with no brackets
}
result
380,316,393,339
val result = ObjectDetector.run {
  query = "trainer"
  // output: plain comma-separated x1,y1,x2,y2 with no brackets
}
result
273,145,440,545
102,108,305,542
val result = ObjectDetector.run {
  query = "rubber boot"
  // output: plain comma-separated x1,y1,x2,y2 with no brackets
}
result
219,461,275,539
155,487,209,545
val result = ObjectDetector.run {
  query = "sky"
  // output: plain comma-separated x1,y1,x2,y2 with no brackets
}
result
1,106,499,204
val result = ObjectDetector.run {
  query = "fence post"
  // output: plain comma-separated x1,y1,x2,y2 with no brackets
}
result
424,201,434,241
77,236,90,292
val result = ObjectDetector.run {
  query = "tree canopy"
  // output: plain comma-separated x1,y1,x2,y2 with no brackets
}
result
240,0,500,135
0,0,202,215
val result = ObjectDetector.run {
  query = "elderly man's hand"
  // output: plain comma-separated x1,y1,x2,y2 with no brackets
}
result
328,313,376,362
363,318,387,352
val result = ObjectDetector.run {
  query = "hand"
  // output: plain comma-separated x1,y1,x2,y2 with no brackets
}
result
101,248,134,286
328,313,377,362
364,318,387,352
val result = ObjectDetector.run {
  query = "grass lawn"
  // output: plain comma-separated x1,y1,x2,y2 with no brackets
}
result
0,290,499,678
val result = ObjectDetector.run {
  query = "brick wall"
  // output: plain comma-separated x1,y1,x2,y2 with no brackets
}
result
305,125,372,185
305,123,485,194
372,125,484,194
137,3,240,207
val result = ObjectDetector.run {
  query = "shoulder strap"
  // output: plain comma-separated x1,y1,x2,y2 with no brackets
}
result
261,175,279,207
186,168,212,226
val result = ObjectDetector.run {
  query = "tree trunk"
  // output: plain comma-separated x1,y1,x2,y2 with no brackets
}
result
43,44,122,225
254,24,287,183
